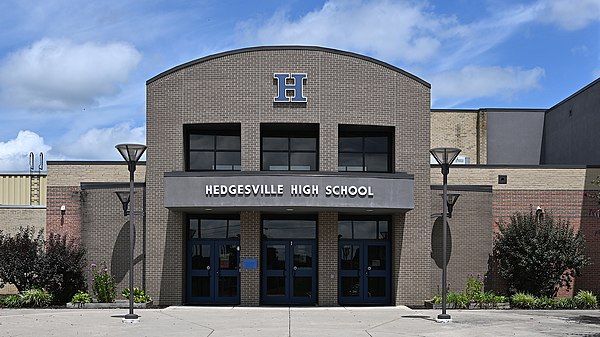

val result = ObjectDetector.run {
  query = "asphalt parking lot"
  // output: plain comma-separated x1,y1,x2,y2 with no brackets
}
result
0,306,599,336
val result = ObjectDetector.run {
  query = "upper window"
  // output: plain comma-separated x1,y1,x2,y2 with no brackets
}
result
188,216,240,239
338,217,389,240
338,125,393,173
261,124,318,171
186,124,241,171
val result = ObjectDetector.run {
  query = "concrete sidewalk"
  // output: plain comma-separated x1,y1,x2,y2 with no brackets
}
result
0,306,599,336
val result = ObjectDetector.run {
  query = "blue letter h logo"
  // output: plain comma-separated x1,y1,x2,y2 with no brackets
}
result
274,73,307,103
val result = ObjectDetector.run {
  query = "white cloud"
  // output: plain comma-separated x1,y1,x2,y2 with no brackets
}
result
0,38,142,110
56,123,145,160
431,65,545,104
539,0,600,30
0,130,52,172
237,0,463,64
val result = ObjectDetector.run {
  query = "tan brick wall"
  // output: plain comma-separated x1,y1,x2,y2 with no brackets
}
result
429,187,493,296
318,212,338,306
0,207,46,234
240,211,260,306
147,47,431,306
80,186,146,296
431,110,484,164
431,167,600,191
47,163,145,187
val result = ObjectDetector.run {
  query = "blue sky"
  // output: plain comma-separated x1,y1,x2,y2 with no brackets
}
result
0,0,598,170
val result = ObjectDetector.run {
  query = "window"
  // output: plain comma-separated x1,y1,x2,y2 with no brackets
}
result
261,124,318,171
262,215,317,239
338,125,393,172
338,217,389,240
188,216,240,239
186,124,241,171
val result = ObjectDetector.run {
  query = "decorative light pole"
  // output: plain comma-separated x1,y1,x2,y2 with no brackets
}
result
115,143,146,322
430,147,461,323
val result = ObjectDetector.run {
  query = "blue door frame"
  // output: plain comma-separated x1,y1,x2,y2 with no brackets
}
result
186,239,240,304
261,240,317,305
339,240,391,305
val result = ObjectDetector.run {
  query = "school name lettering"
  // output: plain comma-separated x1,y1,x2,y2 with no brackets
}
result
204,184,374,198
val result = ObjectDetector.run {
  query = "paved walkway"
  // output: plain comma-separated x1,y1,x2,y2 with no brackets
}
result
0,306,599,336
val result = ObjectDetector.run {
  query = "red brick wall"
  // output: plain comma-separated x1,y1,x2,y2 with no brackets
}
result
492,189,599,297
46,186,82,243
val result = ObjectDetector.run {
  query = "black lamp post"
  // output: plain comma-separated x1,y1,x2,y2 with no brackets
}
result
430,147,461,323
115,143,146,321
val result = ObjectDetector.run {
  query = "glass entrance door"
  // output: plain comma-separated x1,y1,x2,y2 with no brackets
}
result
187,239,240,304
339,240,390,305
262,240,316,304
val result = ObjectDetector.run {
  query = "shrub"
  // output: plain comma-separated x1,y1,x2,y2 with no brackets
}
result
511,293,536,309
122,287,152,303
91,264,116,303
21,289,52,307
71,291,92,305
494,211,589,297
0,227,44,291
1,294,23,308
574,290,598,309
0,227,87,304
37,233,87,304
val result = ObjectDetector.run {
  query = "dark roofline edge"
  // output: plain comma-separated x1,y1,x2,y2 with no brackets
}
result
546,76,600,114
146,45,430,88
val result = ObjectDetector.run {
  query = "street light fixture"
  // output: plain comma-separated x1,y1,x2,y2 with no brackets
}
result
115,191,130,216
115,143,146,322
446,193,460,218
430,147,461,323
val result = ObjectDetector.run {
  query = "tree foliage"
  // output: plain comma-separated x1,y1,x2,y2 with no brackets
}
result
0,227,87,304
493,211,589,297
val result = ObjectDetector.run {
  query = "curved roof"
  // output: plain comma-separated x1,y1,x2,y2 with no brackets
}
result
146,45,430,88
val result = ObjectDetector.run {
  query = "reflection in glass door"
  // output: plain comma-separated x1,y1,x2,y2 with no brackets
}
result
262,240,316,304
339,240,390,305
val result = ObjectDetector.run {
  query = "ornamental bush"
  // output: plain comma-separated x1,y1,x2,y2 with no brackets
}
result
0,227,87,304
493,211,589,297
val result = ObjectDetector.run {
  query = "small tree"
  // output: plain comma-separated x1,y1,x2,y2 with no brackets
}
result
0,227,87,304
0,227,44,291
493,211,589,297
38,233,87,304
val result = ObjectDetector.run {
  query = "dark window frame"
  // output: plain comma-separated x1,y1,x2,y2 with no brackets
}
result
338,125,394,173
187,214,241,240
185,124,241,172
261,124,319,171
261,214,318,239
337,215,391,240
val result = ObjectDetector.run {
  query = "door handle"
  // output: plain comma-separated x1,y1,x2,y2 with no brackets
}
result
206,265,211,271
293,266,298,271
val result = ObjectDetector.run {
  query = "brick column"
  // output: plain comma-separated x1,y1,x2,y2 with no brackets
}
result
318,212,338,306
391,212,406,305
240,211,261,306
